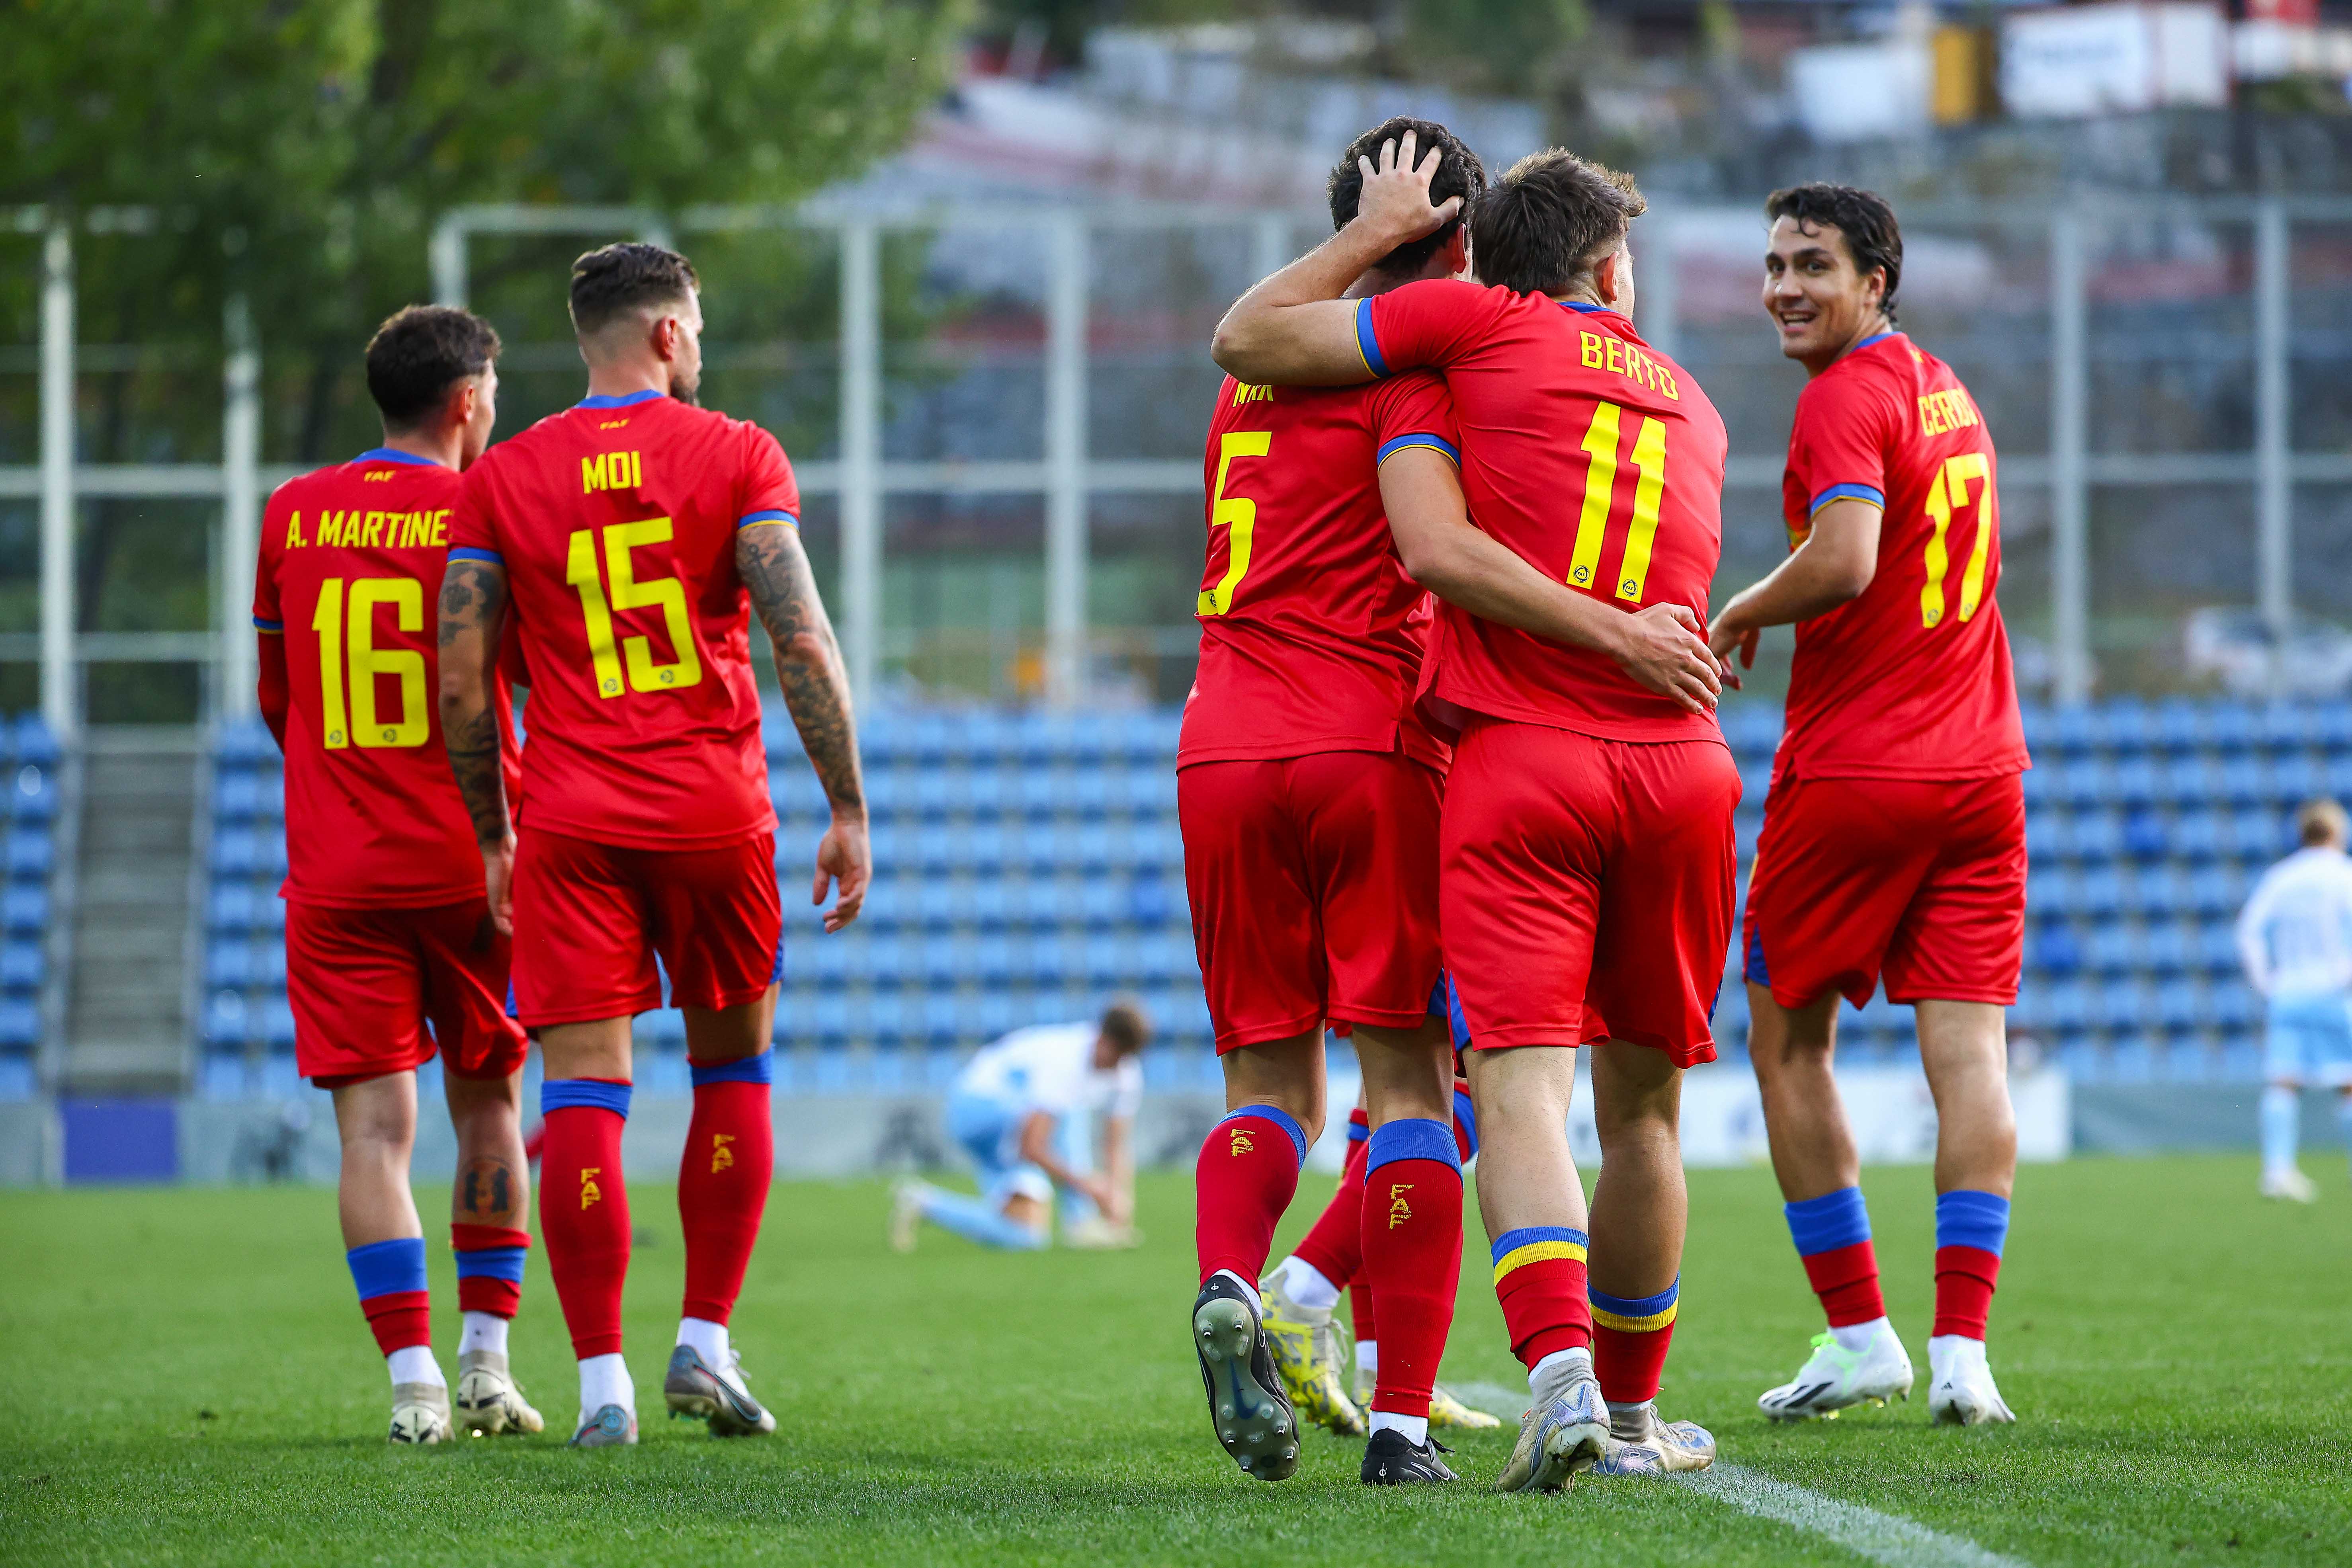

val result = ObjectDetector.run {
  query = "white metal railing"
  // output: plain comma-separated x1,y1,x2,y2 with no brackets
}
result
10,192,2352,734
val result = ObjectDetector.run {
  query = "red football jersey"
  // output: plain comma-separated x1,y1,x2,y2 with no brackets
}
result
1178,369,1459,772
448,391,798,851
1362,281,1729,743
254,449,516,908
1776,333,2030,781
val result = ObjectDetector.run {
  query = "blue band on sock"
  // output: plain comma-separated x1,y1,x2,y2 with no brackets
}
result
1589,1276,1679,1317
347,1237,428,1302
1785,1186,1872,1257
1347,1117,1369,1144
1452,1086,1478,1160
1934,1189,2011,1258
541,1078,632,1118
453,1246,527,1283
1219,1104,1307,1166
690,1050,774,1088
1490,1225,1588,1268
1366,1117,1461,1176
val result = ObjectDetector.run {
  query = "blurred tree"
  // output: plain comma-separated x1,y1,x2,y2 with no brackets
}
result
0,0,967,684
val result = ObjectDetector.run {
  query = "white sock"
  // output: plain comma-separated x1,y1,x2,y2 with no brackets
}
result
1356,1340,1379,1377
578,1352,633,1416
1268,1255,1340,1310
1528,1346,1594,1408
1830,1316,1889,1354
387,1345,443,1388
1213,1268,1263,1314
677,1316,730,1366
1369,1410,1429,1446
459,1312,509,1358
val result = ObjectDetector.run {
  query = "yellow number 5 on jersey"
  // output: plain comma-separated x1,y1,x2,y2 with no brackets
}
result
565,518,704,698
311,577,428,750
1199,430,1272,617
1920,453,1993,629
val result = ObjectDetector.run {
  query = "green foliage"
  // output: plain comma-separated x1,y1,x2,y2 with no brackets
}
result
2,1158,2349,1564
1405,0,1586,99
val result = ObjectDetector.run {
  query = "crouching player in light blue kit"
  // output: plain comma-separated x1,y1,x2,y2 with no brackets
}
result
2237,797,2352,1202
890,1002,1149,1250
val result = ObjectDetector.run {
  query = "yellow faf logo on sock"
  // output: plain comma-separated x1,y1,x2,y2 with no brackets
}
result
711,1133,736,1174
1229,1128,1254,1157
580,1167,602,1209
1387,1182,1415,1230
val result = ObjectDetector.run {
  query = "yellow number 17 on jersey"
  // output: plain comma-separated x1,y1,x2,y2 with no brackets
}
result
1920,453,1993,629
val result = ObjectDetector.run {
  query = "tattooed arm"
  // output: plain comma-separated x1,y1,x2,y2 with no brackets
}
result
436,556,517,935
738,521,870,932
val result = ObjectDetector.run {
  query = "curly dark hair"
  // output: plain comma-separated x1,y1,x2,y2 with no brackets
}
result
363,305,500,430
1469,150,1646,298
1766,183,1903,321
1327,117,1490,278
569,242,701,336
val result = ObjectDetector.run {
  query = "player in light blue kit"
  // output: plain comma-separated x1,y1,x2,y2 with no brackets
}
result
890,1002,1149,1250
2236,798,2352,1202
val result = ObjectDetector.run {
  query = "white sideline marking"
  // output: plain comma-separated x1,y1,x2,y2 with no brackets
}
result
1450,1383,2032,1568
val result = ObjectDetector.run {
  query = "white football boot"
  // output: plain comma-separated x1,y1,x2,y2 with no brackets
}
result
389,1382,452,1444
664,1344,777,1436
1926,1336,2016,1426
1493,1366,1609,1493
1589,1400,1716,1475
453,1349,543,1437
1758,1323,1915,1422
2260,1168,2319,1203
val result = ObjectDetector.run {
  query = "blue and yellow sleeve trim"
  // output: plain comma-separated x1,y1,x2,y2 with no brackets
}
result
1376,432,1459,465
447,546,504,566
252,616,283,633
738,509,799,530
1354,298,1391,378
1809,482,1884,515
1491,1225,1588,1284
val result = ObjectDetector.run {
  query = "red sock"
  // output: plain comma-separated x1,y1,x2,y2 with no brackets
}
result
679,1056,776,1325
1802,1240,1887,1328
1491,1226,1591,1367
363,1295,432,1357
1361,1120,1462,1419
1291,1119,1367,1289
1350,1280,1377,1349
1590,1278,1680,1404
1932,1246,2002,1339
1194,1105,1308,1286
538,1080,632,1359
451,1224,529,1319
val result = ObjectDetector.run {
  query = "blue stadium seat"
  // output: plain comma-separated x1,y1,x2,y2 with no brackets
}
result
2316,702,2352,754
2028,923,2082,976
2092,979,2146,1032
205,941,252,988
2119,808,2168,861
2219,756,2268,806
214,771,264,822
2270,753,2323,805
2151,699,2202,754
2255,705,2316,753
2223,809,2287,863
2140,921,2194,975
2186,865,2244,918
2109,758,2159,808
9,766,57,822
2083,923,2134,975
2094,699,2154,754
0,939,39,993
2019,765,2049,810
0,998,35,1048
2204,703,2258,752
2070,810,2125,864
2166,808,2223,862
5,828,51,879
2153,980,2201,1031
2075,868,2125,920
2,886,46,934
215,717,273,765
2194,920,2240,975
2047,705,2100,758
2209,982,2259,1031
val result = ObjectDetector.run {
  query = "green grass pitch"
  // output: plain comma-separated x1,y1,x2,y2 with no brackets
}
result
3,1154,2349,1566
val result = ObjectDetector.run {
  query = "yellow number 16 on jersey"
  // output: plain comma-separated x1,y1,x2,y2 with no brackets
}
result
566,518,703,698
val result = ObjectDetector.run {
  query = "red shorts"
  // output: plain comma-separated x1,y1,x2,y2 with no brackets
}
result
1440,719,1739,1067
511,826,782,1028
286,899,527,1088
1744,773,2026,1010
1179,750,1444,1052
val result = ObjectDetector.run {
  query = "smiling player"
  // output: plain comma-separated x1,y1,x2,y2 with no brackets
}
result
1708,185,2030,1427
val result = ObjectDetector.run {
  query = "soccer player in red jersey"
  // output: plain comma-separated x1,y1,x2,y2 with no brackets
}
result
437,244,869,1446
1213,139,1733,1490
1707,186,2029,1428
252,305,539,1445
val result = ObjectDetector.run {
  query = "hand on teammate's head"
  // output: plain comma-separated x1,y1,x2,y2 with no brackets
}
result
1354,130,1462,247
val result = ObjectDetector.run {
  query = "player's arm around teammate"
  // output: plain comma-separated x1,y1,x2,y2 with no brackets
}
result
1713,186,2028,1427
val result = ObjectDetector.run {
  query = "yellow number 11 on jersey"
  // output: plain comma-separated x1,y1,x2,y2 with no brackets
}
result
1567,400,1667,603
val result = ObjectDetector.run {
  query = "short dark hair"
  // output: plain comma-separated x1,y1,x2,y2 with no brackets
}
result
569,242,701,336
364,305,500,430
1469,150,1646,297
1098,998,1151,1055
1327,117,1489,277
1765,183,1904,321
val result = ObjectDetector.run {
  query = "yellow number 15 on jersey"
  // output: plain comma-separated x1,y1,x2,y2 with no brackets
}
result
566,518,703,698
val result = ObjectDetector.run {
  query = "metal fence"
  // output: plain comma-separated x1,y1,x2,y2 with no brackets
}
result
8,193,2352,736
